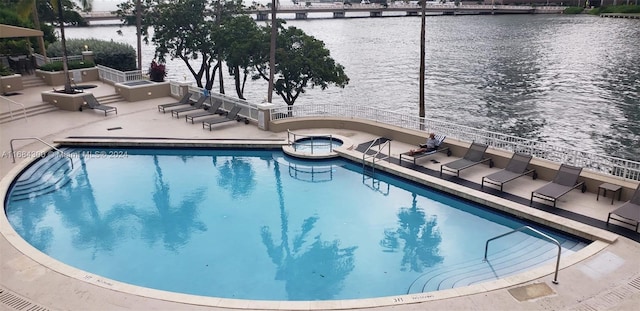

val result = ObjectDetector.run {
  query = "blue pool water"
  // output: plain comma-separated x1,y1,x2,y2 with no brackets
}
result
4,147,588,301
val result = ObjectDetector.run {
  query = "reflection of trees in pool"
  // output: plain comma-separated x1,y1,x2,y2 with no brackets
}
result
214,156,256,198
9,202,53,253
138,155,207,251
260,161,357,300
380,193,443,272
51,156,129,255
49,155,207,254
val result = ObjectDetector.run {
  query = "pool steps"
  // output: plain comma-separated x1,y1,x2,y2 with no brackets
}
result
407,235,586,293
8,149,76,201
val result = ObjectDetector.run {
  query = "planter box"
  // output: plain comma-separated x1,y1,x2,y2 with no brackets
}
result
115,80,171,102
35,67,99,87
41,90,87,111
1,74,24,93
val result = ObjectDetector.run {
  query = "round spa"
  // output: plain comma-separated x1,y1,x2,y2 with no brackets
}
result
282,134,347,159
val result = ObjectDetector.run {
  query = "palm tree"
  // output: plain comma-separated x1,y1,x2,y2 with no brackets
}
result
50,0,72,93
419,0,427,130
48,0,93,93
135,0,142,70
267,0,277,103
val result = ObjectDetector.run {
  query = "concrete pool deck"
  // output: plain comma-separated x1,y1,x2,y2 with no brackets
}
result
1,82,639,310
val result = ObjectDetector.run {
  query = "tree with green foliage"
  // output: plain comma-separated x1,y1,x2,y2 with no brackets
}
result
253,24,349,107
116,0,244,91
32,0,88,26
114,0,158,45
218,15,263,99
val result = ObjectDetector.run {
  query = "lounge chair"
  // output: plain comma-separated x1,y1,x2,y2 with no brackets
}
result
399,134,452,165
184,99,224,124
202,106,242,131
481,153,537,191
530,164,586,207
440,142,493,177
171,95,208,118
80,94,117,116
157,92,193,113
606,185,640,232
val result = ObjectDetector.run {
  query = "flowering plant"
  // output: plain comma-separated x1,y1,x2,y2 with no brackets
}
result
148,60,167,82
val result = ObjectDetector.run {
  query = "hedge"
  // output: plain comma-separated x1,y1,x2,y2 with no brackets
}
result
46,39,137,71
38,60,96,72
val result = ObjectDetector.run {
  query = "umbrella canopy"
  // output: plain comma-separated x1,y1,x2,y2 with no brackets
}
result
0,24,44,38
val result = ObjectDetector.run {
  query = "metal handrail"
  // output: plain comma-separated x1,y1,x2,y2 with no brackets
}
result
363,137,392,171
10,137,73,169
484,225,561,284
0,95,27,122
287,130,335,153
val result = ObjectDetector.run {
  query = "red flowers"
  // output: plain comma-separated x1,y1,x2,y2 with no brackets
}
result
149,60,167,82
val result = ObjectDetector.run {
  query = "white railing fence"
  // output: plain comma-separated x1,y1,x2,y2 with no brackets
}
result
96,65,144,84
270,104,640,182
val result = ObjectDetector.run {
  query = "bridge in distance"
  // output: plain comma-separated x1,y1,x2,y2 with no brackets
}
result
80,4,565,23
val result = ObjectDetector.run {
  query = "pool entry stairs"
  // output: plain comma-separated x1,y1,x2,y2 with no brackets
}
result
406,233,587,294
8,148,78,202
361,137,392,195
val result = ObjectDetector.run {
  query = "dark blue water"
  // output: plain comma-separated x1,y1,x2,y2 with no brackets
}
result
5,147,587,300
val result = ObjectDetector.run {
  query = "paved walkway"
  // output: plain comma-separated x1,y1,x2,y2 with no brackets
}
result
1,83,639,310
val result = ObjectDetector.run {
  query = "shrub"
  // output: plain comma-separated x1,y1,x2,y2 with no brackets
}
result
39,60,96,72
148,60,167,82
0,40,30,56
0,64,14,76
589,5,640,15
46,39,137,71
563,6,585,14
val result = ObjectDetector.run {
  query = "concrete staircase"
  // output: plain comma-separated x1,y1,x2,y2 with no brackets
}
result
96,93,124,105
0,102,58,124
21,74,47,88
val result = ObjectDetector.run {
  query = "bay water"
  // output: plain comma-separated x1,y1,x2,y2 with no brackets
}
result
63,13,640,160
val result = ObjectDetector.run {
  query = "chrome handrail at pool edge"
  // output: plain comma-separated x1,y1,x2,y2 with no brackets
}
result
10,137,74,169
484,225,561,285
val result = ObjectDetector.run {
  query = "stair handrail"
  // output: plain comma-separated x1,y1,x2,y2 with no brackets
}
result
10,137,73,169
0,95,27,122
484,225,561,284
362,137,392,163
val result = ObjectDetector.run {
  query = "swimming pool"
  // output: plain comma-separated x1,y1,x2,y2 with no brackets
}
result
4,147,588,301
